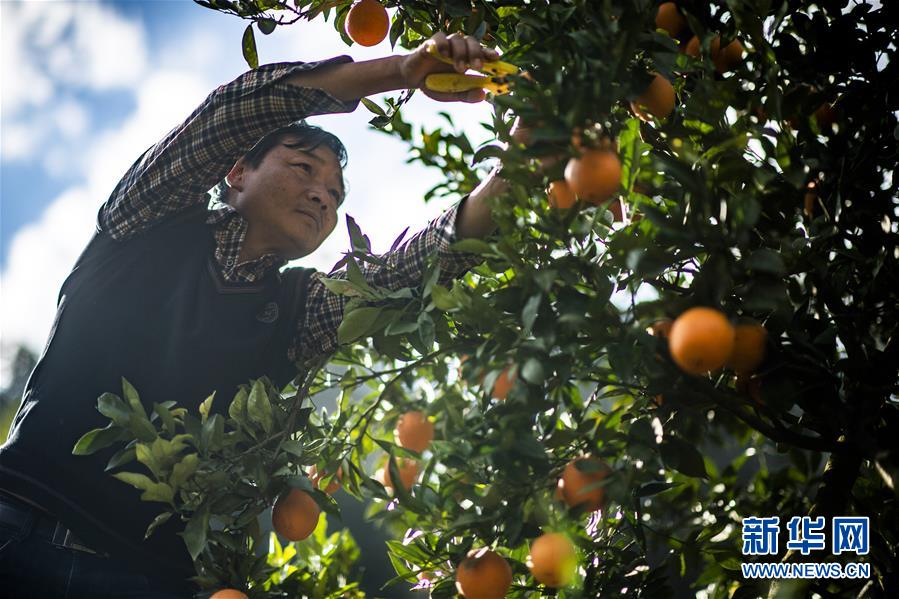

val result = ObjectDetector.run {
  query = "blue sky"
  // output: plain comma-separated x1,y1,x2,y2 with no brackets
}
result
0,0,497,378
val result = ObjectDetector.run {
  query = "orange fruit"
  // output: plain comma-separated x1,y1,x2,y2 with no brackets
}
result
558,457,609,512
631,74,676,121
685,36,744,73
491,366,517,400
382,458,419,492
655,3,686,38
548,180,577,209
814,103,838,129
603,198,626,222
345,0,389,47
527,532,577,588
804,183,817,218
455,548,512,599
272,489,321,541
685,35,700,57
713,38,744,73
668,307,735,376
309,464,342,495
564,148,622,205
210,590,248,599
726,323,767,375
395,410,434,453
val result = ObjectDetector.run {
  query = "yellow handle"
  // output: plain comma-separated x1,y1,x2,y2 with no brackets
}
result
423,40,518,77
424,73,512,95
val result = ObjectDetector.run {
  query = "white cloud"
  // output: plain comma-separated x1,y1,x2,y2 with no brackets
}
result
0,187,97,355
2,0,147,113
1,0,147,166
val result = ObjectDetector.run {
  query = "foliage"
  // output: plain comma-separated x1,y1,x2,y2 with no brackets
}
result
94,0,899,597
73,374,362,597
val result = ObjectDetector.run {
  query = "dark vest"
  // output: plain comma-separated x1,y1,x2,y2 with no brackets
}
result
0,203,312,579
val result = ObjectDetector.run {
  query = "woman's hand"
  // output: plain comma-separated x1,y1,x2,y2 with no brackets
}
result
398,32,501,103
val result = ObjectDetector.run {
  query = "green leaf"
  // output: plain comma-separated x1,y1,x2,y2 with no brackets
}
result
153,402,177,437
181,504,210,561
135,443,164,479
471,143,506,165
521,294,542,334
279,439,305,458
105,446,137,471
228,387,248,426
170,453,200,490
140,482,174,504
129,415,158,443
97,393,131,428
201,414,225,452
337,306,383,344
660,438,709,479
345,215,371,253
320,277,371,299
635,481,680,497
361,97,386,117
144,512,172,540
247,380,274,434
113,471,156,492
121,378,145,417
72,424,127,455
431,284,458,311
199,392,215,423
242,24,258,69
745,248,786,276
389,12,404,48
521,358,546,385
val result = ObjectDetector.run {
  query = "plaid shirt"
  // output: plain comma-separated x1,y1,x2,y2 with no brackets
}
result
98,56,480,363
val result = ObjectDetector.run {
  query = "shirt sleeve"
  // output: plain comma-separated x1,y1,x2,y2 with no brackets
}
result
294,196,484,360
98,57,360,240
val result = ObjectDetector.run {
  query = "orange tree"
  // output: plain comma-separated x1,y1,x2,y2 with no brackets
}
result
81,0,897,597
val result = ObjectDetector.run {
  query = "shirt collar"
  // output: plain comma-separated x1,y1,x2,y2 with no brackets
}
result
208,201,287,276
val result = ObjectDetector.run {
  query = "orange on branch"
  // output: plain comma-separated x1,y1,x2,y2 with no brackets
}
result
272,489,321,541
210,590,248,599
631,74,676,121
491,366,517,400
685,35,700,57
548,180,577,209
395,410,434,453
713,38,745,73
685,35,744,73
455,548,513,599
558,457,610,512
527,532,577,588
655,3,687,38
345,0,389,47
564,148,622,205
382,458,419,492
726,323,768,375
309,464,342,495
668,307,735,376
814,103,838,129
804,183,818,218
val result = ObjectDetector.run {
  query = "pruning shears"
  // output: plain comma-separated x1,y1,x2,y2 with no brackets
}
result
422,40,519,95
